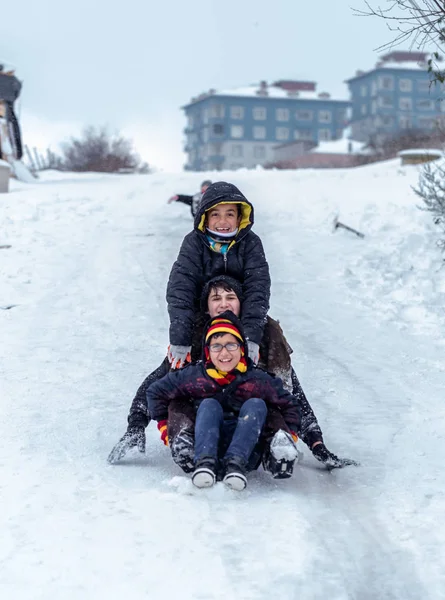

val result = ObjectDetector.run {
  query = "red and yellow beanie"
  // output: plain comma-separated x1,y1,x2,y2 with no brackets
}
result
205,317,245,345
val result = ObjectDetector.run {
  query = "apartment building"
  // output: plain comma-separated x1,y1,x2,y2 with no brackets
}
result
182,80,351,171
346,51,445,143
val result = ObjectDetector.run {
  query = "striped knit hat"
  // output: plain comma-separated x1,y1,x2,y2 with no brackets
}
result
205,317,244,345
204,311,248,383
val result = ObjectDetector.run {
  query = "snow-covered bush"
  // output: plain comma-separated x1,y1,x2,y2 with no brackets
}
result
414,160,445,251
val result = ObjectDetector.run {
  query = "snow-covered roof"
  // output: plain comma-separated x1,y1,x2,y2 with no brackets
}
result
310,138,367,155
347,60,430,82
379,60,428,71
188,85,350,105
398,148,443,157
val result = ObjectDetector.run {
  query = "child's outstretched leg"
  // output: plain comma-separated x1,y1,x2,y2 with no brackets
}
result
223,398,267,491
192,398,223,488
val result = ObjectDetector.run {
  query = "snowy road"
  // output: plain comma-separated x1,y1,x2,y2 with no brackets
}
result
1,165,444,599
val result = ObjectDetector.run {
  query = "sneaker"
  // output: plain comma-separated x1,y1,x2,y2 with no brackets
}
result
263,430,298,480
192,458,217,489
171,429,195,474
223,457,247,491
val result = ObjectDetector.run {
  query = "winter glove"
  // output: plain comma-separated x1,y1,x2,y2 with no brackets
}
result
311,442,359,469
157,419,169,446
247,341,260,366
168,194,179,204
167,344,192,370
107,426,146,464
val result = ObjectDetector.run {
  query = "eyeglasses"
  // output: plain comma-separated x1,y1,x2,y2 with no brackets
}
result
209,342,241,353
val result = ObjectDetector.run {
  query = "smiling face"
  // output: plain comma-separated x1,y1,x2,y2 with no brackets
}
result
207,286,241,318
206,203,241,234
208,332,242,371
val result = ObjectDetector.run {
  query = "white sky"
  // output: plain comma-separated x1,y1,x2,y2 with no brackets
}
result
2,161,445,597
0,0,426,170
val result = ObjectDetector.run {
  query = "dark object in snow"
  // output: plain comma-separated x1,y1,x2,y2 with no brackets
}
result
262,430,298,479
0,72,23,160
0,304,18,310
0,244,11,249
332,215,365,238
107,426,145,464
311,442,359,469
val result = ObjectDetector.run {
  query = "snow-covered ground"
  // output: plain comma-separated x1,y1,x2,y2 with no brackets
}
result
1,160,444,599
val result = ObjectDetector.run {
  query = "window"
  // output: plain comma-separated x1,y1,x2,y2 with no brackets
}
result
360,85,367,97
318,129,331,141
276,108,289,121
253,107,267,120
275,127,289,140
202,127,209,142
378,96,393,108
212,123,224,136
187,115,194,128
399,79,413,92
209,143,222,155
399,97,412,111
253,126,266,139
230,125,244,138
230,106,244,119
202,109,209,124
416,99,434,110
417,79,430,93
379,75,394,90
294,129,313,140
295,110,313,121
231,144,243,157
319,110,332,123
360,104,367,116
253,145,266,159
417,116,435,129
399,115,412,129
371,100,377,115
209,104,225,118
371,79,378,95
381,115,394,128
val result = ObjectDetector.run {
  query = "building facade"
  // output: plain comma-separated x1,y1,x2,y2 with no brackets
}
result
347,51,445,143
182,80,350,171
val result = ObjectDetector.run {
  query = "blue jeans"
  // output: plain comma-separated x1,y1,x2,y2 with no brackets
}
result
194,397,267,466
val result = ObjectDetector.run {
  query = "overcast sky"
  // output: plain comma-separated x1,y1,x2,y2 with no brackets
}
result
1,0,415,171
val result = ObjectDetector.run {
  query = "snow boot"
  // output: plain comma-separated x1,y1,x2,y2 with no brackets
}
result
223,457,247,491
171,429,195,474
192,458,217,488
263,430,298,480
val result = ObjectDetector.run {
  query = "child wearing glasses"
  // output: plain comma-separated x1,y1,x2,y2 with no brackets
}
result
147,310,301,491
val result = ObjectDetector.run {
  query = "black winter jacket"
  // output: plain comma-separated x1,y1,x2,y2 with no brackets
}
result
166,182,270,346
147,362,301,433
174,194,193,208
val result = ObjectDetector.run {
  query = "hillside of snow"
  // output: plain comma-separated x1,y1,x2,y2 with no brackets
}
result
1,160,444,599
